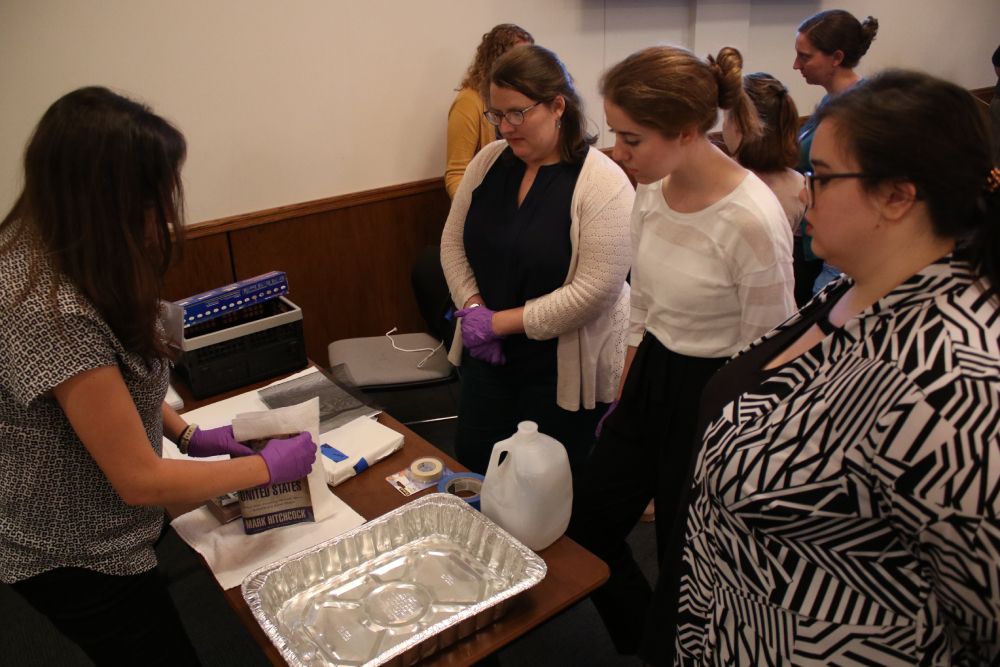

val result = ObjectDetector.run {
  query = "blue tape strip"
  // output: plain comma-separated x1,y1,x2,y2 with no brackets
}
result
320,445,348,463
353,457,369,474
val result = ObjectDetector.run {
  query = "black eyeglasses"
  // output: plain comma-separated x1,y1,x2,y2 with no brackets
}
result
484,101,545,127
803,171,870,208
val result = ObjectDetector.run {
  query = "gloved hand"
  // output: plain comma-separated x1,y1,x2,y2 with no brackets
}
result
455,305,502,349
468,338,506,365
595,399,619,438
257,432,317,485
186,425,254,458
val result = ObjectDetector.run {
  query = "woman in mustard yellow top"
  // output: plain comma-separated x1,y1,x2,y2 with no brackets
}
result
445,23,533,198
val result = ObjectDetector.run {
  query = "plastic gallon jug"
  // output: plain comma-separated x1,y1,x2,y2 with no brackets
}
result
480,421,572,551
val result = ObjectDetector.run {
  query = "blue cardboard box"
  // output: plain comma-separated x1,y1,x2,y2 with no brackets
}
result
174,271,288,327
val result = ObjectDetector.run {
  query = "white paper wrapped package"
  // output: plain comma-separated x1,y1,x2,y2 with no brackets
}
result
319,416,404,486
232,397,339,530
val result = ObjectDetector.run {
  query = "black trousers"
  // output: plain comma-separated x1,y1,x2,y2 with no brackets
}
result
567,334,726,655
11,565,201,667
455,351,605,475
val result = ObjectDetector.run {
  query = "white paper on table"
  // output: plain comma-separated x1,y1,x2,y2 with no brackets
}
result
170,496,365,589
320,416,404,487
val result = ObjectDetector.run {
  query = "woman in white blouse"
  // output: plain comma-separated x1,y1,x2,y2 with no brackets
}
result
567,45,796,655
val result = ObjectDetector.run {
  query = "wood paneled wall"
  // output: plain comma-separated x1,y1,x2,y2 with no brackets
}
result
163,180,451,364
162,233,235,304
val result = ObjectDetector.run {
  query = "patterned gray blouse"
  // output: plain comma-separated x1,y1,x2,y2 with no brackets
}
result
0,223,168,582
676,256,1000,665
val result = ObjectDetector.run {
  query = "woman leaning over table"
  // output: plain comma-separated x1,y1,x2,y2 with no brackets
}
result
440,44,633,475
667,70,1000,665
567,45,796,656
0,87,316,666
445,23,533,199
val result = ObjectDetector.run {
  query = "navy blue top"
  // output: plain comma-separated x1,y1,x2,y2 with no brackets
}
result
464,147,580,364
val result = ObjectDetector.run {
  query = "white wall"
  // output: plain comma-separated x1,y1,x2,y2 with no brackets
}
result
747,0,1000,114
1,0,997,224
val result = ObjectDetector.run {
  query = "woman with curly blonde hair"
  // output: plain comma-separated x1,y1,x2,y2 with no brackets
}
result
567,45,796,658
445,23,533,198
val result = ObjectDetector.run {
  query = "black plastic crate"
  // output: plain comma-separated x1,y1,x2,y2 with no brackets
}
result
175,297,307,399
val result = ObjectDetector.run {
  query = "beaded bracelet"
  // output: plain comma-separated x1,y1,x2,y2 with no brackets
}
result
178,423,198,455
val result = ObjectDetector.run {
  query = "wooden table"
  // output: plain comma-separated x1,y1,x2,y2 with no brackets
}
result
171,372,609,666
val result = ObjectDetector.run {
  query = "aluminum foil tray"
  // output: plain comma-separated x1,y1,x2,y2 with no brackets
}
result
242,493,547,666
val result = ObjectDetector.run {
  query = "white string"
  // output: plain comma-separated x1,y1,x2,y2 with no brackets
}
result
384,327,444,368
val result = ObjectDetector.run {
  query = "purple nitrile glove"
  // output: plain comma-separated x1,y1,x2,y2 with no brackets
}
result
186,425,254,458
455,305,502,349
595,399,619,438
468,338,507,365
257,432,317,485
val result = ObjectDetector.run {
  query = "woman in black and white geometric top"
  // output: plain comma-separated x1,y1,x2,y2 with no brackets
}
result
666,70,1000,665
0,87,317,665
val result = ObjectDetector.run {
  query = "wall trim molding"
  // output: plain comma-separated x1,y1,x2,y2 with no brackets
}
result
970,85,993,101
185,176,446,239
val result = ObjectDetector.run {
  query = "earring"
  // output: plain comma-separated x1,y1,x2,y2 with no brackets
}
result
556,119,562,129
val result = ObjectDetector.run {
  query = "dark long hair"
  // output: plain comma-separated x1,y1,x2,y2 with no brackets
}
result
490,44,596,164
798,10,879,69
0,86,186,362
813,69,1000,299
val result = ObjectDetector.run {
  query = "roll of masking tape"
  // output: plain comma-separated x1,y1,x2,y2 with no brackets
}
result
437,472,484,510
409,457,445,484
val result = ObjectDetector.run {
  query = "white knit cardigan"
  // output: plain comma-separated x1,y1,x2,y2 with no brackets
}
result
440,140,634,411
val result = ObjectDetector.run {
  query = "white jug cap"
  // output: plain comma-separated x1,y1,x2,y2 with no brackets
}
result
517,421,539,435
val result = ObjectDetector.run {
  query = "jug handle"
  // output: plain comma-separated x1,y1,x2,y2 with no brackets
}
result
486,442,510,477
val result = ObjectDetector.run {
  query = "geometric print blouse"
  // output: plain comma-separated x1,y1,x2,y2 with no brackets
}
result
0,225,169,582
675,255,1000,665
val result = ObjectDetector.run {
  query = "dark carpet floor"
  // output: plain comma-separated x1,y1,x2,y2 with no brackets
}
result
1,376,657,666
